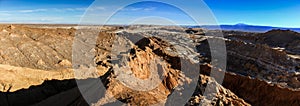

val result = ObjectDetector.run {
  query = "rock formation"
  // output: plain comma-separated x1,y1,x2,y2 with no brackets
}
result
0,24,299,106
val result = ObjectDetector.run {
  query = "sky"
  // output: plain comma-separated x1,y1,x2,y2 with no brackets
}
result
0,0,299,27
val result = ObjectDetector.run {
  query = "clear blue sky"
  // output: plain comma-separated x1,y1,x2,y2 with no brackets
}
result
0,0,299,27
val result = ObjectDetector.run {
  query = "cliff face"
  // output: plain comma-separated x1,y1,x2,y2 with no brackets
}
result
225,40,300,88
197,29,300,105
201,64,300,106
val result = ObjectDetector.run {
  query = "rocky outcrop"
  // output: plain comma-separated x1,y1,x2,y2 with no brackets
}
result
185,28,205,35
197,37,300,89
201,64,300,106
226,29,300,55
0,25,74,70
256,30,300,55
188,74,250,106
91,29,248,105
196,29,300,106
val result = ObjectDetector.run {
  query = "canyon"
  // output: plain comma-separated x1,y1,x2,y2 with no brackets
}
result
0,24,299,106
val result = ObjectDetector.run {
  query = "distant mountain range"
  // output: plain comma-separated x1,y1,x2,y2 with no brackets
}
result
188,23,300,33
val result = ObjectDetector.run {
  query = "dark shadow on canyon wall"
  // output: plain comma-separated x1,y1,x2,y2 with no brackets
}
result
0,77,111,106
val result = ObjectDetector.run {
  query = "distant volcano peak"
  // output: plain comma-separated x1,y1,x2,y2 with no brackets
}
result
235,23,248,26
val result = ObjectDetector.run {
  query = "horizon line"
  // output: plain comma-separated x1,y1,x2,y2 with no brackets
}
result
0,22,299,28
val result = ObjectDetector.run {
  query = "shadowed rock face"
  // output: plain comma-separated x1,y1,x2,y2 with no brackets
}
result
0,79,85,106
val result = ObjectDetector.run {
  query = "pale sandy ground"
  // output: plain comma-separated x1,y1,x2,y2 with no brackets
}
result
288,54,300,59
0,64,74,92
0,63,111,92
